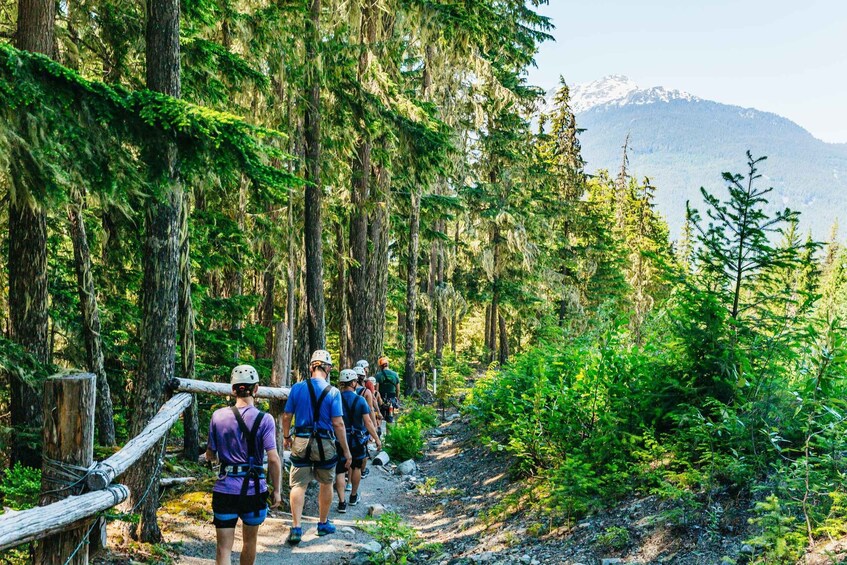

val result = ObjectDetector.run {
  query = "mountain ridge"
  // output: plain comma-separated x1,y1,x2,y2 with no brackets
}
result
551,76,847,237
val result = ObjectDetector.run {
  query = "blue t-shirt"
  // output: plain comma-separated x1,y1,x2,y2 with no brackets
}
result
341,389,371,433
284,377,343,432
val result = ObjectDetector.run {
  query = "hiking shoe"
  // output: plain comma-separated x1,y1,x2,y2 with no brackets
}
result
361,468,371,478
287,526,302,545
345,482,352,492
349,493,360,506
317,520,336,536
337,500,348,513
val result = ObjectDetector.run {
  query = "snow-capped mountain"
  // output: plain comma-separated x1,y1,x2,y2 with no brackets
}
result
548,75,847,238
566,75,701,113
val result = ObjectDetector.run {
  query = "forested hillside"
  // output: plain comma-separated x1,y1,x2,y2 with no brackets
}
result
1,1,847,563
575,91,847,237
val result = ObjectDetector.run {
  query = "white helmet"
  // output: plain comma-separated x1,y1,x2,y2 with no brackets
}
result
367,376,376,384
354,365,366,377
231,364,260,386
339,369,358,383
310,349,333,367
356,359,369,369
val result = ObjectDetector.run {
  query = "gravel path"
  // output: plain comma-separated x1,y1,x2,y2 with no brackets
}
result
169,464,406,565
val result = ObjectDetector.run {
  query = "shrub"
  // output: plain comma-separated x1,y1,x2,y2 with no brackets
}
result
384,420,424,461
401,404,438,430
0,463,41,510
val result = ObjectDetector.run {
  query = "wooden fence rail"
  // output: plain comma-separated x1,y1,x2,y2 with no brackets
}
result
86,392,193,491
0,375,290,563
0,485,129,553
171,377,291,400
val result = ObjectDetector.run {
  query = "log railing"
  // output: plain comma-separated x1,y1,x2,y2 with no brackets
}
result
0,374,289,562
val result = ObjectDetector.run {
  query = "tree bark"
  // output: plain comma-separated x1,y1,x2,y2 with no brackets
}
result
435,219,445,367
68,191,116,446
336,222,350,368
178,193,199,461
124,0,182,543
304,0,326,353
348,2,391,365
8,0,57,469
498,313,509,365
404,190,420,393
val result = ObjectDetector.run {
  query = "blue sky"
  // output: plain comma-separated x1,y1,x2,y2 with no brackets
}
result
526,0,847,143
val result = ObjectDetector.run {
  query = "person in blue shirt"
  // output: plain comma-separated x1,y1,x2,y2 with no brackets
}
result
281,350,351,544
334,369,381,513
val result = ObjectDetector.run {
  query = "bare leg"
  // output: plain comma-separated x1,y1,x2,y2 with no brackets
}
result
350,466,363,496
335,473,346,503
240,524,260,565
216,528,235,565
290,484,306,528
318,482,333,522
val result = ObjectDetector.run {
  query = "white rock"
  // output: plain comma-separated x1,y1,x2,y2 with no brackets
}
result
341,526,355,534
363,541,383,554
520,555,532,564
368,504,387,517
431,428,444,436
397,459,417,476
390,539,408,552
447,413,462,421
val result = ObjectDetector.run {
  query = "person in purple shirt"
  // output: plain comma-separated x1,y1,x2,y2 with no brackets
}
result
206,365,282,565
281,350,351,545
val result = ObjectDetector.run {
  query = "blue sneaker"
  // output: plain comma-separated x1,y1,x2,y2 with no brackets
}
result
316,520,336,536
287,526,302,545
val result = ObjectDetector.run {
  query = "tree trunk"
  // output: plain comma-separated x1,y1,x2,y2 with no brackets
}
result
178,193,199,461
8,0,57,469
424,240,437,354
404,190,420,393
124,0,182,543
336,222,350,368
498,313,509,365
68,191,116,446
348,3,390,365
435,219,445,367
286,196,298,380
261,240,276,357
303,0,326,353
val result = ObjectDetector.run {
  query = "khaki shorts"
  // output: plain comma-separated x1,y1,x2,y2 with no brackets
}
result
290,464,334,487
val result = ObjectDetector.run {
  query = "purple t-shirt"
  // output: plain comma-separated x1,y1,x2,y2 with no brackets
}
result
208,405,276,495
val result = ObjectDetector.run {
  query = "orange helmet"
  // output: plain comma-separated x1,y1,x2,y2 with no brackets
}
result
378,356,389,367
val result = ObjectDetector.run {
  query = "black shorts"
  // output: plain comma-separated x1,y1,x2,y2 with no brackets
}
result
336,441,369,474
212,491,268,528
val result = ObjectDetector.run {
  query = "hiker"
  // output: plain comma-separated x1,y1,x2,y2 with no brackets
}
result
206,365,282,565
354,364,380,431
334,369,382,513
374,356,400,423
281,350,352,544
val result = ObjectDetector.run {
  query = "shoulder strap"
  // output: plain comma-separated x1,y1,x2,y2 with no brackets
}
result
231,407,264,461
306,380,333,428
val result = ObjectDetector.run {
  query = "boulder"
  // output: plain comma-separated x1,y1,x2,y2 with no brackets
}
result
368,504,387,518
397,459,417,476
363,541,383,554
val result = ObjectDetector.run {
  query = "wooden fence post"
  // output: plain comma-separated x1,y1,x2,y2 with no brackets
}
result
37,373,96,565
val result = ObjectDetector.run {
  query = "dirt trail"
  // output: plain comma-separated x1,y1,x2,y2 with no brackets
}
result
169,464,406,564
